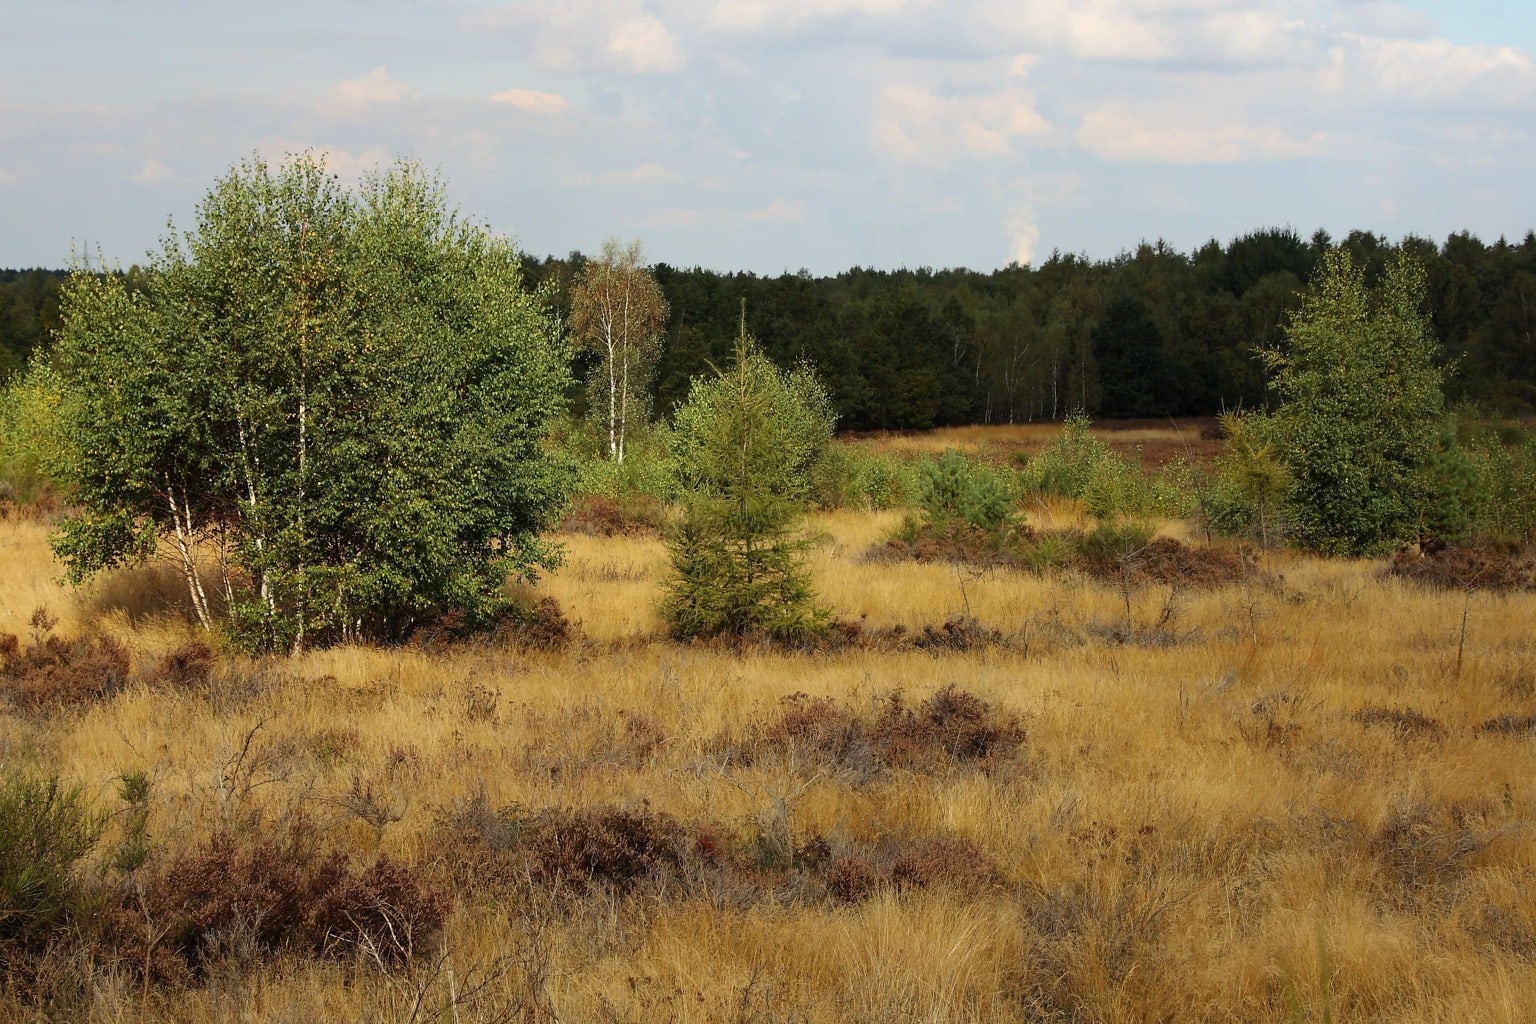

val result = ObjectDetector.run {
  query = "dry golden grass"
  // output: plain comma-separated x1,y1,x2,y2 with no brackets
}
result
2,505,1534,1023
854,418,1223,469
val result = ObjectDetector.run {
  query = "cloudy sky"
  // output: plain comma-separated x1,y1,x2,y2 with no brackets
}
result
3,1,1533,273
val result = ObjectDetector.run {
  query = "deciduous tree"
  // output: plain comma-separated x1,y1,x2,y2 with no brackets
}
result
51,154,572,651
571,239,667,464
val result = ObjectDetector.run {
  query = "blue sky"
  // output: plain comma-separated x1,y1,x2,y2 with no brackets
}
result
3,1,1533,273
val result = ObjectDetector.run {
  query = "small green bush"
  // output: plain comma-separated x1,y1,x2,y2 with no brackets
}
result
1019,413,1178,521
0,770,103,953
559,417,679,503
916,449,1017,531
663,337,835,643
810,445,916,511
1203,412,1291,544
1018,412,1106,499
1073,521,1155,563
0,358,71,508
1080,450,1153,520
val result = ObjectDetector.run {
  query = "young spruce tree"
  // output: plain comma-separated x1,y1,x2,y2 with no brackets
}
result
663,317,835,642
1263,249,1443,555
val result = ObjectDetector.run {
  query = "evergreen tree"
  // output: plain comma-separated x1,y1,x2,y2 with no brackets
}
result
1263,249,1444,555
662,320,834,642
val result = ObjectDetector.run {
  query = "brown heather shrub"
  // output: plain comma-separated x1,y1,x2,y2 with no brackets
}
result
436,796,696,897
888,835,1001,892
740,685,1025,778
1390,541,1536,592
870,519,1030,569
1479,713,1536,736
106,822,447,983
873,521,1256,591
558,493,665,537
1351,705,1449,742
500,596,574,651
825,855,879,903
153,640,215,688
913,616,1007,651
1071,535,1253,589
0,628,130,711
1369,802,1491,900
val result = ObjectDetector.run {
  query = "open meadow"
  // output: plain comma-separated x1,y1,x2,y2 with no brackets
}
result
2,488,1534,1024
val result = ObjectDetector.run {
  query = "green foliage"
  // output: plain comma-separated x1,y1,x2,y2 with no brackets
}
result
49,155,573,650
1018,412,1106,499
663,335,835,642
0,357,71,506
0,770,103,952
1074,520,1155,562
1147,457,1202,519
916,449,1017,531
1018,413,1191,521
809,444,916,511
562,417,679,503
1415,422,1536,543
1203,411,1292,543
1264,250,1445,555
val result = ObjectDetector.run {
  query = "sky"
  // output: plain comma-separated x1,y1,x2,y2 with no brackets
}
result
3,1,1534,274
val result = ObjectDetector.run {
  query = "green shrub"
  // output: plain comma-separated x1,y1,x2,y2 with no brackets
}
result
1080,450,1154,520
1263,250,1443,555
1073,521,1155,563
1148,458,1202,519
663,336,835,642
810,445,916,511
916,449,1017,531
0,770,103,953
0,358,71,508
1020,413,1174,521
1203,412,1291,544
1018,412,1106,499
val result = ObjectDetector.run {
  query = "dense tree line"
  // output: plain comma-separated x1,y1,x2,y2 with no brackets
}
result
8,226,1536,426
524,227,1536,428
0,269,67,379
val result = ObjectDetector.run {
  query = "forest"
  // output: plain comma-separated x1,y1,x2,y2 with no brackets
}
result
6,225,1536,428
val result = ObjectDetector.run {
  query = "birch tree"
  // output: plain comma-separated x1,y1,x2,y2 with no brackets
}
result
50,154,572,652
570,239,667,463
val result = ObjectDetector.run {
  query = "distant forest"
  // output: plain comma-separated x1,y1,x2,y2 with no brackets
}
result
6,227,1535,429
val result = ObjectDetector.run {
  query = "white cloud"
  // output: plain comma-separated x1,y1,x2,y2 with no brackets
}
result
747,198,805,222
488,88,570,115
648,207,708,227
463,2,686,74
132,158,180,185
563,163,686,187
607,15,686,74
707,0,929,36
0,167,18,187
872,84,1051,167
325,67,416,113
1344,35,1536,107
315,145,394,180
1076,107,1324,163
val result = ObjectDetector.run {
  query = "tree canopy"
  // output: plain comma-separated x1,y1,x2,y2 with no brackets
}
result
50,155,573,651
663,328,835,642
1264,250,1444,555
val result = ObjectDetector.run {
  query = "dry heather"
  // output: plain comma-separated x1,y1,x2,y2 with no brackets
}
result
1,508,1534,1023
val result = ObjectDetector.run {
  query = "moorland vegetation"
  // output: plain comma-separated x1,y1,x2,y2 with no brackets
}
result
1,155,1534,1023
